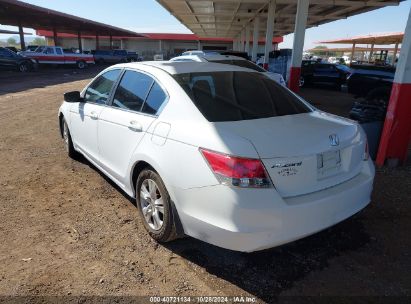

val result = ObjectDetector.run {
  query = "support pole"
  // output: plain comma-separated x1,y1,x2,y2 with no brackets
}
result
109,35,113,50
18,22,25,51
376,7,411,166
53,27,58,46
263,0,276,69
252,17,260,62
245,25,251,56
288,0,309,92
95,34,99,50
368,43,374,63
77,31,82,53
240,29,245,51
392,42,399,66
350,43,356,66
198,40,201,50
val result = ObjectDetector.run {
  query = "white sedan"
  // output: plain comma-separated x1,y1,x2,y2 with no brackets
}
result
170,53,286,86
59,61,375,252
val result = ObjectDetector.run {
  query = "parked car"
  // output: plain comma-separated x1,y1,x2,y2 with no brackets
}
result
92,49,128,64
347,65,395,103
58,61,374,252
5,46,19,53
300,62,352,88
182,50,249,60
21,46,94,69
0,47,36,72
126,51,141,62
170,53,286,86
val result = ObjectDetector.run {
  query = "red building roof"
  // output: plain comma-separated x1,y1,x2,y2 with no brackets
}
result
36,30,283,45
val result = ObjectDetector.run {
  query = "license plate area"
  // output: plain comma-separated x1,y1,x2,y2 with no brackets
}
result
317,150,342,179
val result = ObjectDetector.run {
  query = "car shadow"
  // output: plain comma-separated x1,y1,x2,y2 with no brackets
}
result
0,65,108,96
165,216,370,302
73,154,136,206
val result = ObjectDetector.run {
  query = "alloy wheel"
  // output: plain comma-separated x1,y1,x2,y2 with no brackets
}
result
140,179,164,231
299,76,305,87
19,64,28,72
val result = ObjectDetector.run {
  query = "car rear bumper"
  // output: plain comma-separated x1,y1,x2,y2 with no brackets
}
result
172,159,375,252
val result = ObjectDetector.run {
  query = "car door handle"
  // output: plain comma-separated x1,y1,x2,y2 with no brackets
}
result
129,120,143,132
90,111,99,120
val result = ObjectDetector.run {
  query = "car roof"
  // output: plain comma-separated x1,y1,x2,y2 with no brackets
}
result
114,61,258,75
173,54,246,61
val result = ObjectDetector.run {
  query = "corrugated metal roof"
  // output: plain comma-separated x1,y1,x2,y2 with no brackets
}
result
0,0,146,37
319,32,404,45
156,0,402,38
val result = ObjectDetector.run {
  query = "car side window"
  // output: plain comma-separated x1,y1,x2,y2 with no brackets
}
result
56,48,63,55
142,82,167,115
112,70,154,112
84,69,122,104
46,47,55,54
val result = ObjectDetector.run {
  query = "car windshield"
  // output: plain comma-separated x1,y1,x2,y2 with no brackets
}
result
35,46,45,52
173,71,311,122
209,59,266,72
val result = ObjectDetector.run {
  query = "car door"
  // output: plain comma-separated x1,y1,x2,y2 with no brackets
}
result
98,69,168,183
69,69,122,163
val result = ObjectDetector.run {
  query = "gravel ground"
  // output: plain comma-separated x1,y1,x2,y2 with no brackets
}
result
0,66,410,303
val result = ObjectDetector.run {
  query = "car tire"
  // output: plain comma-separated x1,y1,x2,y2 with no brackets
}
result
77,61,86,69
62,118,79,159
136,169,179,243
18,62,29,72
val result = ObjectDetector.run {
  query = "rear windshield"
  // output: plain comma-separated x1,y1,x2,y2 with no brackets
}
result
209,59,265,72
173,71,311,122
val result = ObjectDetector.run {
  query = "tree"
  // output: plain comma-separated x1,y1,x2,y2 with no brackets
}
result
31,37,46,46
313,45,328,50
7,37,17,46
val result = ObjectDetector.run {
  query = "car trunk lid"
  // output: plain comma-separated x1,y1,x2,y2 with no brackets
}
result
214,112,365,197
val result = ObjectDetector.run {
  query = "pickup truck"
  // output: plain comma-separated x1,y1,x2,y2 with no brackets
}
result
92,49,128,64
21,46,95,69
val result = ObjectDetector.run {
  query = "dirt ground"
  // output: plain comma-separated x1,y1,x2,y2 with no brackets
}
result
0,66,410,303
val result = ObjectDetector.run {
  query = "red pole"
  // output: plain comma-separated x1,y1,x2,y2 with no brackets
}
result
288,0,309,93
376,8,411,166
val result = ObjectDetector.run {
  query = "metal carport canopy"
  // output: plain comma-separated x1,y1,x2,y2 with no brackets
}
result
319,32,404,45
0,0,146,38
156,0,402,38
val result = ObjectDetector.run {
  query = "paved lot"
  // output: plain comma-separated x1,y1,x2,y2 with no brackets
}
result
0,66,410,303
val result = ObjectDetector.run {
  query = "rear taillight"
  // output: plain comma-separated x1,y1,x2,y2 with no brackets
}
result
200,148,272,188
363,139,369,161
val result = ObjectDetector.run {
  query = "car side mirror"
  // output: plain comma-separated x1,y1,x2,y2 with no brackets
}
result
64,91,83,103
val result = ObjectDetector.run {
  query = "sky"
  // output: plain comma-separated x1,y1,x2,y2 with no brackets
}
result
1,0,410,49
